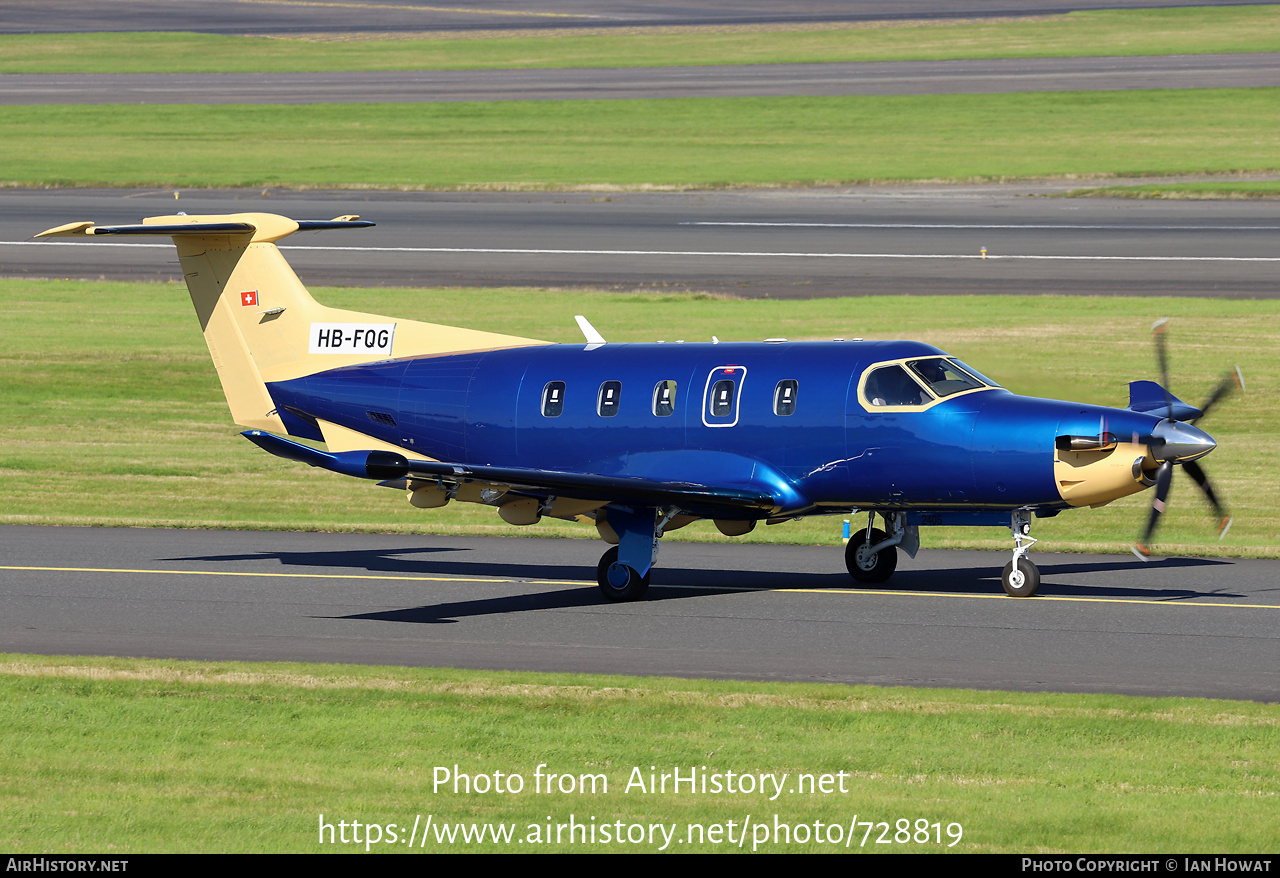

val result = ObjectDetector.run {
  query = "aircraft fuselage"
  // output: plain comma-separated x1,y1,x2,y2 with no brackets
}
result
266,338,1165,517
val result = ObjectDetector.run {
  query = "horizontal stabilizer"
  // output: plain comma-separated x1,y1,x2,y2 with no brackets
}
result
37,215,373,243
242,430,408,481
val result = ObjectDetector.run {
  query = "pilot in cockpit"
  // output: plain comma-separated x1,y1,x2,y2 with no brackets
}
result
866,365,926,407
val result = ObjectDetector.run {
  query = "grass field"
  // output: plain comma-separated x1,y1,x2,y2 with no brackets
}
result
3,7,1279,73
4,88,1279,191
1,279,1271,559
3,655,1277,853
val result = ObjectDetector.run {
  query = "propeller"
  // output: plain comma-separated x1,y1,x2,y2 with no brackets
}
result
1132,319,1243,558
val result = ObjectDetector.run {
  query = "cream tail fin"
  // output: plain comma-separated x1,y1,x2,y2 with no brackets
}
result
38,212,547,432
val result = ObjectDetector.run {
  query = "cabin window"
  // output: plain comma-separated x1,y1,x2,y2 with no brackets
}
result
652,380,677,417
865,365,931,407
597,380,621,417
906,358,985,398
702,365,746,427
541,381,565,417
773,379,798,416
709,380,735,416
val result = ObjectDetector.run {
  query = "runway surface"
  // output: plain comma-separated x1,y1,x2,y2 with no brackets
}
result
9,54,1280,104
5,186,1279,298
2,525,1276,701
4,1,1267,36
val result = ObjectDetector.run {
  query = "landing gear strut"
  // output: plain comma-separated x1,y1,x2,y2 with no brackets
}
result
1001,509,1040,597
596,506,661,602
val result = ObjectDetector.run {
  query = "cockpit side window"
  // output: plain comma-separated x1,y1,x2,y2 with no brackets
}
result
906,357,986,398
865,365,930,407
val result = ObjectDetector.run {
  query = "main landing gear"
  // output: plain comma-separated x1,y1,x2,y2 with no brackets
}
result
844,512,913,584
595,506,664,602
845,526,897,583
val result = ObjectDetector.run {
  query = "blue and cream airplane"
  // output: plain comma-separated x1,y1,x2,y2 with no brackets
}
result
38,213,1239,600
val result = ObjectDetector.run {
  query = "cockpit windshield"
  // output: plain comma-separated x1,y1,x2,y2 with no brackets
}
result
948,359,1000,389
906,357,989,398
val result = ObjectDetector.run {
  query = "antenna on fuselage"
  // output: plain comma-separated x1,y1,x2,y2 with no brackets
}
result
574,315,606,351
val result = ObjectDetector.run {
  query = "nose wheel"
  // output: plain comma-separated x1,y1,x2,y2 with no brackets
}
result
1001,557,1040,598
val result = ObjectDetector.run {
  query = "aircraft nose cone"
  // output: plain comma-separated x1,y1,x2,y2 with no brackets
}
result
1151,419,1216,462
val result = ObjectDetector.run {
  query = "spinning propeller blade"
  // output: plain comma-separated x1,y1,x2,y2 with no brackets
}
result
1193,366,1244,423
1132,320,1240,558
1133,460,1173,559
1182,459,1232,540
1151,317,1174,420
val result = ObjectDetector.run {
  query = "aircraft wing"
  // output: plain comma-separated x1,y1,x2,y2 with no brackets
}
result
401,459,777,515
242,430,779,517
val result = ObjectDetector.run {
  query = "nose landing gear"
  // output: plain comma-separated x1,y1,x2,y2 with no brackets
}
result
1002,509,1040,597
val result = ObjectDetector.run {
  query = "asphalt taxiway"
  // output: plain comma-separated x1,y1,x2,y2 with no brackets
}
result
2,525,1276,701
9,54,1280,104
5,186,1278,298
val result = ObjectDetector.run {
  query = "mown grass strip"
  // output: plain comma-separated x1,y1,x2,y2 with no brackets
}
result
1069,181,1280,199
1,654,1276,853
3,89,1279,191
3,7,1280,73
0,280,1273,558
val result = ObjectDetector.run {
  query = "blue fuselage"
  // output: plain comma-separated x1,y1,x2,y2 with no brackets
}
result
266,339,1164,516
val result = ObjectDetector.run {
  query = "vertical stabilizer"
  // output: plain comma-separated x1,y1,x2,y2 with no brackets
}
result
38,213,547,431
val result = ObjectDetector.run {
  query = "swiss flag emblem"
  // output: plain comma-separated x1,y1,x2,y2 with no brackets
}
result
240,290,258,307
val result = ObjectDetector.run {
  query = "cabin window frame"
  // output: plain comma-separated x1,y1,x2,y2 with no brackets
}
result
597,380,622,417
541,381,566,418
773,379,799,416
702,365,747,427
652,380,677,417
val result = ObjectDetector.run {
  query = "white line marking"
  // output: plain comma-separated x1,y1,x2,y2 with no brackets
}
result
5,240,1279,262
682,221,1280,231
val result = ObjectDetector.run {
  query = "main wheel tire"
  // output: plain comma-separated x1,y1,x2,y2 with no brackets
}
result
845,527,897,584
1001,557,1040,597
596,546,650,602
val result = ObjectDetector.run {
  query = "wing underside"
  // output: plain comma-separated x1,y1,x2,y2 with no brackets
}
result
242,430,779,519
